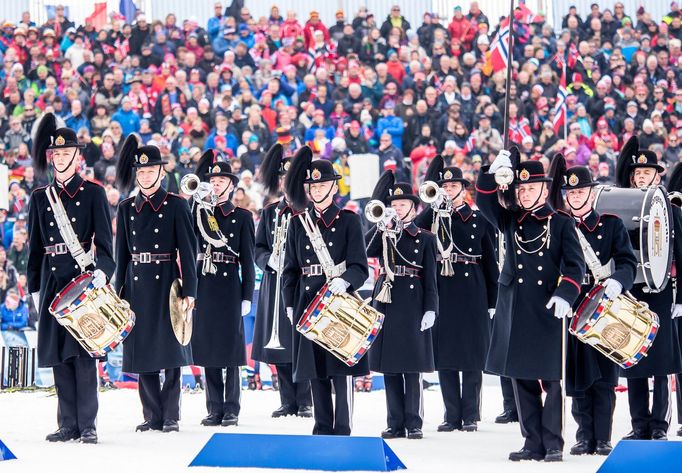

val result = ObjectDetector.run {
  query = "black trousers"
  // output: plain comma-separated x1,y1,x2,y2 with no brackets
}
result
276,363,312,409
571,380,616,442
310,376,353,435
438,370,481,426
513,379,563,453
676,373,682,424
53,357,98,432
138,368,181,423
501,376,517,413
204,367,241,417
627,376,672,432
384,373,423,430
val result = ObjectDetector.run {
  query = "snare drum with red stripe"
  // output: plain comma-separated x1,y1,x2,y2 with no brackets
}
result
570,283,659,369
49,272,136,358
297,282,384,367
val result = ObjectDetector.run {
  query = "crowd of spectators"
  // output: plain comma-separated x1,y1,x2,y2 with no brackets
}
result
0,1,680,330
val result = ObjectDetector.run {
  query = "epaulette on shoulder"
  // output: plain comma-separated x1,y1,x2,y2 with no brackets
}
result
120,195,135,205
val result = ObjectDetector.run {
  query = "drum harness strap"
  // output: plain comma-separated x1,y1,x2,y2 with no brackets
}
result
45,185,94,272
574,227,613,284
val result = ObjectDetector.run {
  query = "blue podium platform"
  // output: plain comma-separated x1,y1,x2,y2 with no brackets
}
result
189,433,406,471
597,440,682,472
0,439,16,461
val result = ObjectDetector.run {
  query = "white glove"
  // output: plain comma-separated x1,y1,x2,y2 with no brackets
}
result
286,307,293,324
328,278,350,295
546,296,572,319
488,149,512,174
31,292,40,310
267,252,283,271
241,300,252,316
420,311,436,331
92,269,107,289
488,308,495,319
672,304,682,319
603,278,623,300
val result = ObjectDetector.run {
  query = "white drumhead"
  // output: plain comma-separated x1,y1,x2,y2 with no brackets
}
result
646,187,671,289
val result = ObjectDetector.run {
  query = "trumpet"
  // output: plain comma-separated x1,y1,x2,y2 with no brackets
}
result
264,212,290,350
365,199,400,232
419,180,451,211
181,173,214,202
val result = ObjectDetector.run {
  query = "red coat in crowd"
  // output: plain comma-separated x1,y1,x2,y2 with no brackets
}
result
448,15,475,49
303,19,330,49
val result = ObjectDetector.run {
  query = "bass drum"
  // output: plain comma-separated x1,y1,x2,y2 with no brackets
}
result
594,185,672,292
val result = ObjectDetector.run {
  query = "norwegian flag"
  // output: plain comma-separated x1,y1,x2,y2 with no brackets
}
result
509,117,531,143
463,133,477,153
114,37,129,58
486,18,512,74
553,67,568,134
567,42,580,70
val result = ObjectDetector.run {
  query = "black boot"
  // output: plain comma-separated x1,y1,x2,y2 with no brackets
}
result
272,405,297,418
46,427,80,442
381,427,406,439
623,429,651,440
162,420,179,432
544,449,563,462
651,429,668,440
677,425,682,437
462,421,478,432
135,421,163,432
437,422,461,432
595,441,612,456
79,428,98,444
495,409,518,424
407,428,423,439
201,414,223,426
509,448,543,461
570,440,595,455
297,406,313,418
221,413,238,426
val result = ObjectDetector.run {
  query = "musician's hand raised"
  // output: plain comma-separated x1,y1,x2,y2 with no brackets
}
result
488,149,512,174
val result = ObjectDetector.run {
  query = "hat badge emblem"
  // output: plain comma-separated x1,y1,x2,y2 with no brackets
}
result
568,174,579,186
311,168,322,180
394,187,404,195
212,165,221,173
283,161,291,171
139,153,149,164
637,154,647,164
519,168,530,182
443,170,453,180
55,135,65,146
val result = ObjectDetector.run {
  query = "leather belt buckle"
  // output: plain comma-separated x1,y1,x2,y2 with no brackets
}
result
138,252,152,264
54,243,68,255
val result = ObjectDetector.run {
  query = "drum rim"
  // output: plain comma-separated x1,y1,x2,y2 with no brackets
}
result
572,284,606,333
49,272,94,314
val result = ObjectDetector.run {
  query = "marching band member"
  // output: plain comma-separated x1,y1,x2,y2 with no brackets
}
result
415,157,499,433
115,136,198,433
615,137,682,440
28,114,115,444
476,150,585,462
557,161,637,456
252,144,312,419
190,151,255,427
282,146,369,436
366,171,438,440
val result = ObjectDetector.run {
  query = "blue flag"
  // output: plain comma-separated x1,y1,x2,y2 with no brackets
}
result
120,0,137,23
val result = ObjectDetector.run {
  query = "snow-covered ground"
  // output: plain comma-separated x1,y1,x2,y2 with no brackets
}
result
0,375,678,472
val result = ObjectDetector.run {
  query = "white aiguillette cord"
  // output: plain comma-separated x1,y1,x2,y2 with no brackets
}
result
45,185,93,272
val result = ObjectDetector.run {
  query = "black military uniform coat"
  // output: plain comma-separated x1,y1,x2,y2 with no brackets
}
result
621,205,682,378
252,199,294,365
415,204,499,371
365,222,437,374
114,188,198,373
476,172,586,381
282,204,369,382
27,174,115,367
191,200,255,368
567,211,637,395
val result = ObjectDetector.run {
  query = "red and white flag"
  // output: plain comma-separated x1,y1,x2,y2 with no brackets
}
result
553,67,568,134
